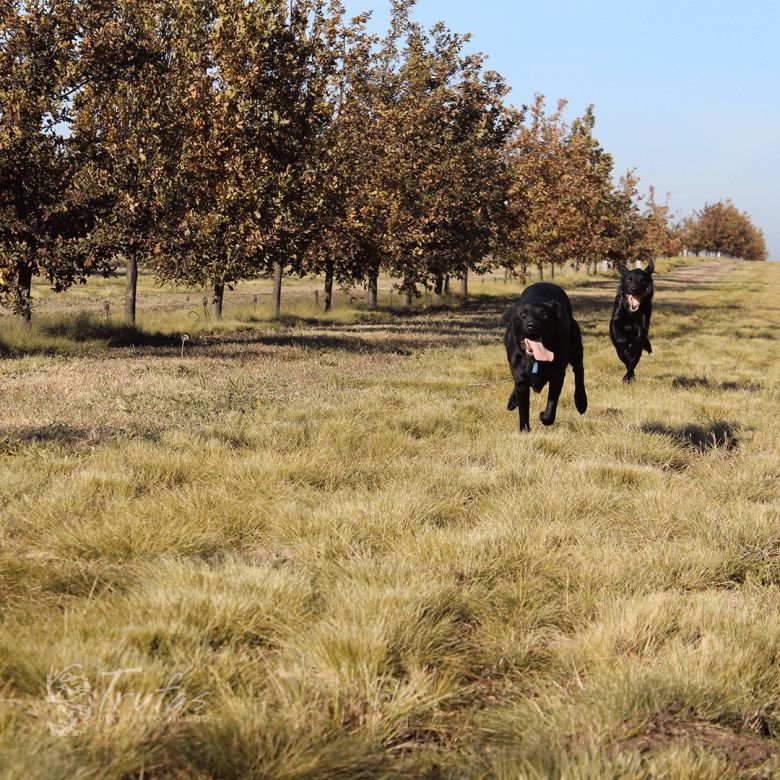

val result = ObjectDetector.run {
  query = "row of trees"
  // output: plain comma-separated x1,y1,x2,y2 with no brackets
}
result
682,201,767,262
0,0,768,324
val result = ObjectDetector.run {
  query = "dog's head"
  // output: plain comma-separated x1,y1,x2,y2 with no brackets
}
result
618,260,654,312
503,299,563,361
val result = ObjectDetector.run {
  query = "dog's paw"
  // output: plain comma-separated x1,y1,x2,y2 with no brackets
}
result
644,340,652,354
507,390,518,411
519,421,530,432
575,391,588,414
623,372,635,384
539,410,556,426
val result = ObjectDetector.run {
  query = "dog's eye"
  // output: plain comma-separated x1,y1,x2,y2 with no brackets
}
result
540,309,548,319
520,311,527,319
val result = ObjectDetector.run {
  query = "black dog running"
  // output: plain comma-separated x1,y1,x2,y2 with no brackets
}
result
503,282,588,432
609,260,654,383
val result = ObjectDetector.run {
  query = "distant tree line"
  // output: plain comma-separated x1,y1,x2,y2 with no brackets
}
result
0,0,769,324
681,201,767,263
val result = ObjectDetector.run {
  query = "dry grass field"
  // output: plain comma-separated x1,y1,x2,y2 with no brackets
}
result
1,258,779,778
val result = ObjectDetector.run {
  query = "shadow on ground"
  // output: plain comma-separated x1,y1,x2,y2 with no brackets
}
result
198,267,717,357
0,423,161,450
641,420,740,452
41,313,179,347
671,376,762,392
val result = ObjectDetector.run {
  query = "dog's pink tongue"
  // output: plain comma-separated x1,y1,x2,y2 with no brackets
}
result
628,295,640,311
524,339,554,362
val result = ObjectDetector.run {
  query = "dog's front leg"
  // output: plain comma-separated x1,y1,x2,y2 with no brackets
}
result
573,365,588,414
613,334,632,372
623,344,642,383
569,319,588,414
516,384,531,431
640,312,652,353
539,374,564,426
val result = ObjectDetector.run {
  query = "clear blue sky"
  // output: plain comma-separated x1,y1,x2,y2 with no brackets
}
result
344,0,780,259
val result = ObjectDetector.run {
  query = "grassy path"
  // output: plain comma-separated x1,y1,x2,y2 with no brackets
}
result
1,259,779,778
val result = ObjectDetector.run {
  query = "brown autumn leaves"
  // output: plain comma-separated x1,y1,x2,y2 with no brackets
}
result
0,0,768,323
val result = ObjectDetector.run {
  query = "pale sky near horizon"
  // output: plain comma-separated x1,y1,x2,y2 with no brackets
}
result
344,0,780,259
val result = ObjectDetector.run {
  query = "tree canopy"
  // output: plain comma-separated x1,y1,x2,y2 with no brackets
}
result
683,200,767,262
0,0,768,322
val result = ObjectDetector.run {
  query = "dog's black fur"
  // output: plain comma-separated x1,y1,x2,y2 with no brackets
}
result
609,260,654,383
503,282,587,432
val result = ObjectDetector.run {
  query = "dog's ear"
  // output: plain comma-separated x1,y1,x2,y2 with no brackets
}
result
645,259,655,275
545,301,565,320
617,263,630,277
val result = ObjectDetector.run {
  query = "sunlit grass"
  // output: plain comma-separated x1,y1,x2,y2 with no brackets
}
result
1,258,779,777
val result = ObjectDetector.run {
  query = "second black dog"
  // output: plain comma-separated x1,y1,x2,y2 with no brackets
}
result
609,260,654,383
503,282,588,432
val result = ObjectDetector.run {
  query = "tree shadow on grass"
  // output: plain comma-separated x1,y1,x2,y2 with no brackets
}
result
671,376,762,392
41,313,178,347
197,295,519,355
190,279,716,357
204,328,499,355
0,423,161,450
641,420,740,452
273,292,520,328
566,291,710,319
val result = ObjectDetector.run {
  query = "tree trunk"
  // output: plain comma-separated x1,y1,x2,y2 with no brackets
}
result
124,253,138,324
537,264,544,282
324,260,334,313
443,274,450,294
367,269,378,311
212,282,224,320
403,276,414,308
549,261,555,279
433,272,443,295
574,257,580,272
16,265,33,326
460,266,468,297
272,261,283,318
